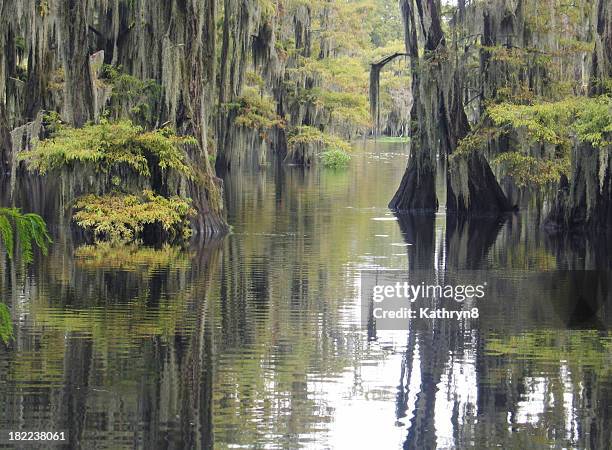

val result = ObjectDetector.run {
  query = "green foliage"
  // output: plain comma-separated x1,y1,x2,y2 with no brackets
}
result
493,152,570,188
73,190,195,243
0,303,12,345
42,111,65,136
20,120,195,178
368,0,403,46
318,90,371,130
287,126,351,153
14,36,26,52
320,148,351,168
573,97,612,148
230,87,285,135
453,127,501,158
465,96,611,189
488,96,612,149
0,208,52,264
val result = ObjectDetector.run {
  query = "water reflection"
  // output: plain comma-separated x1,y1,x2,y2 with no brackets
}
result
394,209,611,449
0,238,220,449
0,141,610,449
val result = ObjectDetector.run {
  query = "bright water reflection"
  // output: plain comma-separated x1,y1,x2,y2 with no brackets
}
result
0,141,610,449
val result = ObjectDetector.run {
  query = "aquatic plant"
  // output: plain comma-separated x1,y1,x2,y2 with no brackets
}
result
73,190,195,243
320,148,351,168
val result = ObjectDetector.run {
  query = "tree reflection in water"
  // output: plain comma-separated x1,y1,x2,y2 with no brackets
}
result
0,142,610,449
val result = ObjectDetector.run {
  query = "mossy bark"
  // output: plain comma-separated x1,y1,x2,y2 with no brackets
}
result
447,152,515,216
0,0,228,239
389,0,441,212
59,0,95,127
546,0,612,232
391,0,511,215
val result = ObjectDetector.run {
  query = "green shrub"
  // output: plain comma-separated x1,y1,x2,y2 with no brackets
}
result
73,190,195,243
20,120,195,178
287,126,351,153
320,147,351,168
0,303,12,345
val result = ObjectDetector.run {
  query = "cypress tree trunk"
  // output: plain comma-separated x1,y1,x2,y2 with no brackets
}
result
445,2,514,216
1,0,229,238
389,0,442,212
391,0,512,215
447,151,515,216
546,0,612,231
59,0,95,127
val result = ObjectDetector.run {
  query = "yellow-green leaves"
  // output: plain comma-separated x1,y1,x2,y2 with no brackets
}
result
288,126,351,154
573,96,612,148
488,96,612,149
20,120,194,179
73,191,196,244
320,148,351,168
231,87,285,135
493,152,570,188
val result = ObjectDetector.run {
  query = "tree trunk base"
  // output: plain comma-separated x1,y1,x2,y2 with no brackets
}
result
447,151,515,216
545,143,612,232
389,157,438,212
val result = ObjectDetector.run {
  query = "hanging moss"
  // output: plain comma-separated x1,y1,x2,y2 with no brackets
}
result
285,125,351,166
229,87,285,136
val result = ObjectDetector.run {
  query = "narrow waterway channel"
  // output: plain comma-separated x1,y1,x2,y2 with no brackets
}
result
1,141,610,449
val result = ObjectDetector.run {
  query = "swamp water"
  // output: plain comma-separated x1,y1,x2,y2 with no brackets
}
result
0,141,610,449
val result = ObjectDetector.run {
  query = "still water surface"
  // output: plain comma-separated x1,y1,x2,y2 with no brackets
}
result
0,141,610,449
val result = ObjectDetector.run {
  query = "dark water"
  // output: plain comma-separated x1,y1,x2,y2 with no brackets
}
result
0,141,611,449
